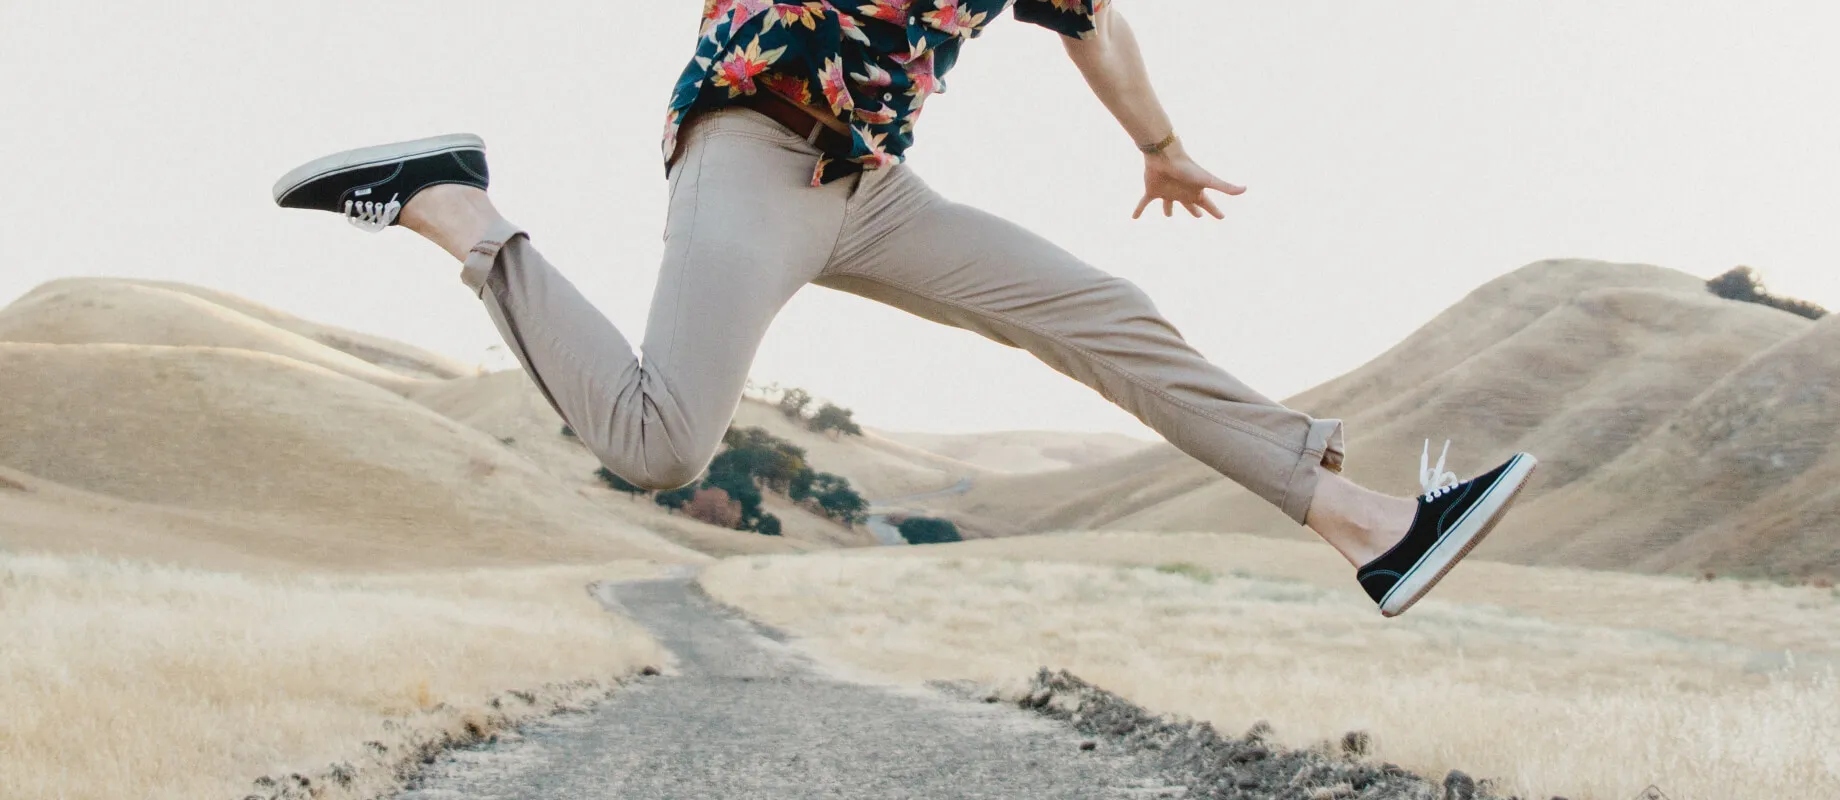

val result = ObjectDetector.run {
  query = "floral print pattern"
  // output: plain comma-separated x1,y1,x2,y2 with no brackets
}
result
665,0,1106,186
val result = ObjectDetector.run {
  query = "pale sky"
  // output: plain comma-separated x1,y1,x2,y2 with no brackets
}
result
3,3,1835,438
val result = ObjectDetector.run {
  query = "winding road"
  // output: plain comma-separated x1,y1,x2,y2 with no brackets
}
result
396,575,1176,799
864,476,976,546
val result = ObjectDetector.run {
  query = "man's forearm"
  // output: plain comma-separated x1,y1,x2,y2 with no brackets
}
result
1063,6,1178,152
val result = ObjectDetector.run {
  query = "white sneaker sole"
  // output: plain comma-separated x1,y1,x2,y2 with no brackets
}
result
1378,453,1538,618
271,133,484,204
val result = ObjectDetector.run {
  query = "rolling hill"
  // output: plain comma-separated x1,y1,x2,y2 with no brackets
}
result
0,277,977,567
0,342,696,569
874,429,1156,474
920,259,1836,579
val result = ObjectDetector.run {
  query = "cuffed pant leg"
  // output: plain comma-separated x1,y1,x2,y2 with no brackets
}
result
456,113,849,491
460,222,709,490
820,169,1344,524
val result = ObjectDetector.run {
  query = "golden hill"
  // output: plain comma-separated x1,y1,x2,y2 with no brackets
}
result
1506,312,1840,577
408,371,910,553
0,279,423,391
0,278,468,386
0,342,695,570
0,276,979,566
923,259,1835,578
874,429,1155,474
729,397,980,499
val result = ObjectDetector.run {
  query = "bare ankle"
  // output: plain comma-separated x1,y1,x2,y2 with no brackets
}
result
1306,471,1417,567
1362,494,1418,556
400,184,501,261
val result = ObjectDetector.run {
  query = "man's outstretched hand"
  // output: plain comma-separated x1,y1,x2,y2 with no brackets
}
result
1133,140,1246,220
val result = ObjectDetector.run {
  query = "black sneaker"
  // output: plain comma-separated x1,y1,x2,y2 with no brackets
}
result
271,133,488,231
1357,441,1538,617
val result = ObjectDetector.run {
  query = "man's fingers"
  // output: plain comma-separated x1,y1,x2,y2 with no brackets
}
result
1162,198,1174,217
1133,195,1152,219
1182,202,1202,218
1210,177,1247,196
1199,197,1225,219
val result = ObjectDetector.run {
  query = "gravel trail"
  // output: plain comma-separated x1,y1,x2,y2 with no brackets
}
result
396,576,1176,799
866,476,977,546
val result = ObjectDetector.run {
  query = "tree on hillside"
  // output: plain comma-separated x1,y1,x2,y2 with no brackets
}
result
745,379,782,403
809,472,868,527
755,515,783,536
596,467,649,500
1707,266,1828,320
560,424,577,439
897,516,961,545
721,426,808,492
777,387,814,421
808,402,863,437
788,467,817,502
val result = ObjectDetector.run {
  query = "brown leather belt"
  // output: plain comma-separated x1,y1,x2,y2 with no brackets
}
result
731,92,854,159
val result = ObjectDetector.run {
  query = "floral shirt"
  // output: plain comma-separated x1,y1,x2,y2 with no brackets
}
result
665,0,1108,187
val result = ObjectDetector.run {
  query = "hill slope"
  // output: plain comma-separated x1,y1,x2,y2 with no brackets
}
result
1503,312,1840,577
0,277,992,565
409,372,886,551
0,342,695,569
874,429,1155,474
921,259,1836,578
51,277,471,379
0,279,423,391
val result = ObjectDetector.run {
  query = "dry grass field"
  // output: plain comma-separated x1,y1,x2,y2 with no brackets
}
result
701,533,1840,800
0,277,883,798
8,270,1834,798
0,552,671,800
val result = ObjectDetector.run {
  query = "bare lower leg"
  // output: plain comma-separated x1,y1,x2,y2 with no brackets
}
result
1305,468,1418,567
398,184,506,261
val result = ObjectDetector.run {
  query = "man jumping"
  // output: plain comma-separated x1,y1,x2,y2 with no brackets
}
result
272,1,1536,616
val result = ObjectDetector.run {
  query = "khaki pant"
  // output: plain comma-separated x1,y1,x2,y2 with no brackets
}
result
460,108,1343,524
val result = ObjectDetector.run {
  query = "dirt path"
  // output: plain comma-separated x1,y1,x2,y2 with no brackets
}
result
395,576,1178,799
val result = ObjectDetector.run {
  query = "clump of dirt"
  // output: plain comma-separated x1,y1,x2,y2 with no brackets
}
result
1012,669,1522,800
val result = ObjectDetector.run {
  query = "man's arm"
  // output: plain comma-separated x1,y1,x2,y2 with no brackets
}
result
1062,5,1246,219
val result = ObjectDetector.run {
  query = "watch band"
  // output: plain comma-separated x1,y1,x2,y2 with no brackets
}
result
1138,131,1178,155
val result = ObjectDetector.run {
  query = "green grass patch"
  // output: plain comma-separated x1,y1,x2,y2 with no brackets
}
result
1153,562,1215,584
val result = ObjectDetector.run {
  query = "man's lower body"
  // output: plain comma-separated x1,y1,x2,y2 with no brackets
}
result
272,107,1536,616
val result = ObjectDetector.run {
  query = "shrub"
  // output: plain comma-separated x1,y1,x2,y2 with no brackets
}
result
684,487,743,529
1154,562,1214,583
702,468,766,530
755,514,783,537
897,516,962,545
654,485,696,512
560,424,577,438
1706,266,1828,320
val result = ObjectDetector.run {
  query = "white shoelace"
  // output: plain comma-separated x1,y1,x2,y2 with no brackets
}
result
344,194,401,232
1419,439,1460,501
